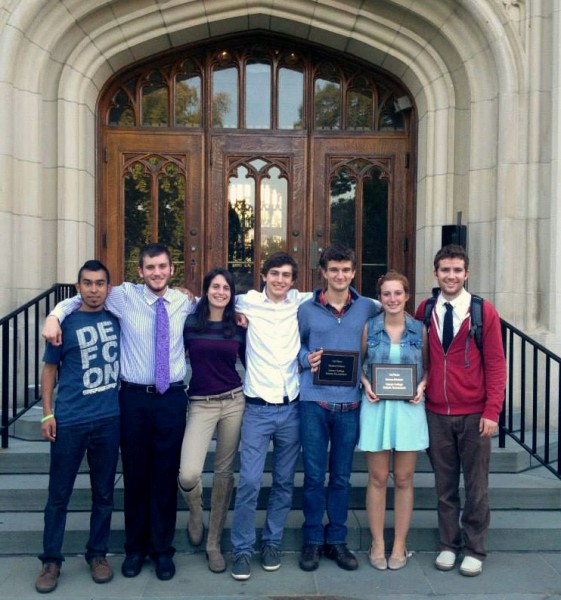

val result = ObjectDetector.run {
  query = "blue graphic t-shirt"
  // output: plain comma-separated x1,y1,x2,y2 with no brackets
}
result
43,310,120,426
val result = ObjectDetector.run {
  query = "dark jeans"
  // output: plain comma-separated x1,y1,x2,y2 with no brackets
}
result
39,416,120,564
300,401,360,546
119,386,187,559
426,411,491,561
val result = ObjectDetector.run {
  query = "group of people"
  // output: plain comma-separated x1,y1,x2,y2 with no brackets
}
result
34,241,506,593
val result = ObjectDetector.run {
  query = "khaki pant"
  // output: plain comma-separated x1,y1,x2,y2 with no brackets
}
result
178,388,245,490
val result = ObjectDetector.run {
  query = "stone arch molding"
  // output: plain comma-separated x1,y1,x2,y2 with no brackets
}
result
1,0,526,323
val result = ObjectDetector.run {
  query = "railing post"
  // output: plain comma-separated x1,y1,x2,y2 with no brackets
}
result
498,320,506,448
1,322,9,448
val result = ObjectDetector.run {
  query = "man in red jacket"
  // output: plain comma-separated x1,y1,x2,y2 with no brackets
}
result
415,245,506,577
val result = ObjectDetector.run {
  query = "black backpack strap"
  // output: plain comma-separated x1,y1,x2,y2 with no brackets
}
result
423,297,435,331
469,294,484,352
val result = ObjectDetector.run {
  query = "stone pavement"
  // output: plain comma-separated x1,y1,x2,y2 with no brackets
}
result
2,550,561,600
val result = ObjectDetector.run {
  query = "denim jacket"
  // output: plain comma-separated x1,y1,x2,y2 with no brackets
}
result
364,313,424,385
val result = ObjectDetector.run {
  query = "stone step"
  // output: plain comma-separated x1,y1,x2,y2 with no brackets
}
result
0,435,542,475
1,468,560,512
2,430,560,556
2,508,561,556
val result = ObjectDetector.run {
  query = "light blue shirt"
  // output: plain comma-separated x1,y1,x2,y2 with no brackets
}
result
50,283,195,385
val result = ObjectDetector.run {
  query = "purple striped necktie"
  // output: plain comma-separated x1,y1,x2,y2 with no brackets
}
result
155,297,170,394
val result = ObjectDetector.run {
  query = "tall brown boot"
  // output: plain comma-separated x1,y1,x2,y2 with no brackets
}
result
179,479,204,546
205,477,234,573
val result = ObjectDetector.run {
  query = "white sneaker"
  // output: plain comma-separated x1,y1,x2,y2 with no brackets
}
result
434,550,456,571
459,556,483,577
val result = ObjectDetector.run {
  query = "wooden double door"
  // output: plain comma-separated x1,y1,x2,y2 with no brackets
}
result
99,129,414,297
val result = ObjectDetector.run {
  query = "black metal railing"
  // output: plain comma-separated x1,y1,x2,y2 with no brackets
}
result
0,284,74,448
499,319,561,478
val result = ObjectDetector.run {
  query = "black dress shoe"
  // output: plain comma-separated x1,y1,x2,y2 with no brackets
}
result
155,555,175,581
121,554,144,578
299,544,321,571
324,544,358,571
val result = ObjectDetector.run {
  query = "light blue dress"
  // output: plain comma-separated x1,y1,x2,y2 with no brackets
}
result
357,314,429,452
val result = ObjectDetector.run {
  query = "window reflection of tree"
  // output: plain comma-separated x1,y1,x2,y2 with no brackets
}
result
158,164,186,285
329,163,389,298
175,78,201,127
124,157,186,286
330,168,356,248
362,169,389,298
315,80,341,130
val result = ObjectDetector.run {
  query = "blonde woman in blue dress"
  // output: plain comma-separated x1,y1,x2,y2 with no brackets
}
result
358,271,428,571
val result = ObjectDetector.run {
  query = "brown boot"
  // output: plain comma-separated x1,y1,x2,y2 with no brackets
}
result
35,562,60,593
205,477,234,573
179,479,204,546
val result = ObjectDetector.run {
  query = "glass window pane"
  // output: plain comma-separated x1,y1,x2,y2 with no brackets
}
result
330,168,356,248
228,166,255,292
109,89,135,126
142,74,169,127
158,163,186,285
278,68,303,129
175,75,201,127
361,168,389,299
315,78,341,130
379,96,405,131
348,89,372,130
260,166,287,259
246,62,271,129
124,163,152,282
213,67,238,128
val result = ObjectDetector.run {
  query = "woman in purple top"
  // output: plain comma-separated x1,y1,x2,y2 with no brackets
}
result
178,268,246,573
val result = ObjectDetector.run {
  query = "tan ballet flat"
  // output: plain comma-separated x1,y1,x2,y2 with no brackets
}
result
368,546,387,571
388,549,408,571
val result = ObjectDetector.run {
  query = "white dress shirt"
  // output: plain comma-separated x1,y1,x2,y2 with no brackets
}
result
434,288,471,344
236,289,312,404
51,283,196,385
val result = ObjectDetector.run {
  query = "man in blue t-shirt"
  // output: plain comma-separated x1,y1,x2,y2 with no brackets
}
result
35,260,120,594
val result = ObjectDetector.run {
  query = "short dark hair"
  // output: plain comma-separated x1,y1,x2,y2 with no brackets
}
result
138,243,172,267
77,260,110,284
261,252,298,282
319,245,357,270
433,244,469,271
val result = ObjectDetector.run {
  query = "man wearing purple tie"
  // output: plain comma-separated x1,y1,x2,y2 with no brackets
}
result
43,244,195,581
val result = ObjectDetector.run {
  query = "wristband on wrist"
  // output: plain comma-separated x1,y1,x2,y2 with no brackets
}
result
41,414,54,423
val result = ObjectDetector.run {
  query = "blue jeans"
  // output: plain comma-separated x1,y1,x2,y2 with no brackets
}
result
300,401,360,545
231,401,300,556
39,416,120,564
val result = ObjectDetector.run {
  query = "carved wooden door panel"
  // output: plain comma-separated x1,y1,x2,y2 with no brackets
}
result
311,135,414,300
209,133,308,292
99,131,203,288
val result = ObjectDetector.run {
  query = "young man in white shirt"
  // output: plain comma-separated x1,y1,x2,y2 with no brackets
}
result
230,252,311,581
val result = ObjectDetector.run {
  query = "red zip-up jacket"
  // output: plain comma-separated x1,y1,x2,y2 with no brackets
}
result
414,297,506,422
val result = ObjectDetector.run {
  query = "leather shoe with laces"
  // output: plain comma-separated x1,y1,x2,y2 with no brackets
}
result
155,555,175,581
324,543,358,571
121,553,144,578
299,544,321,571
90,556,113,583
35,562,60,593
